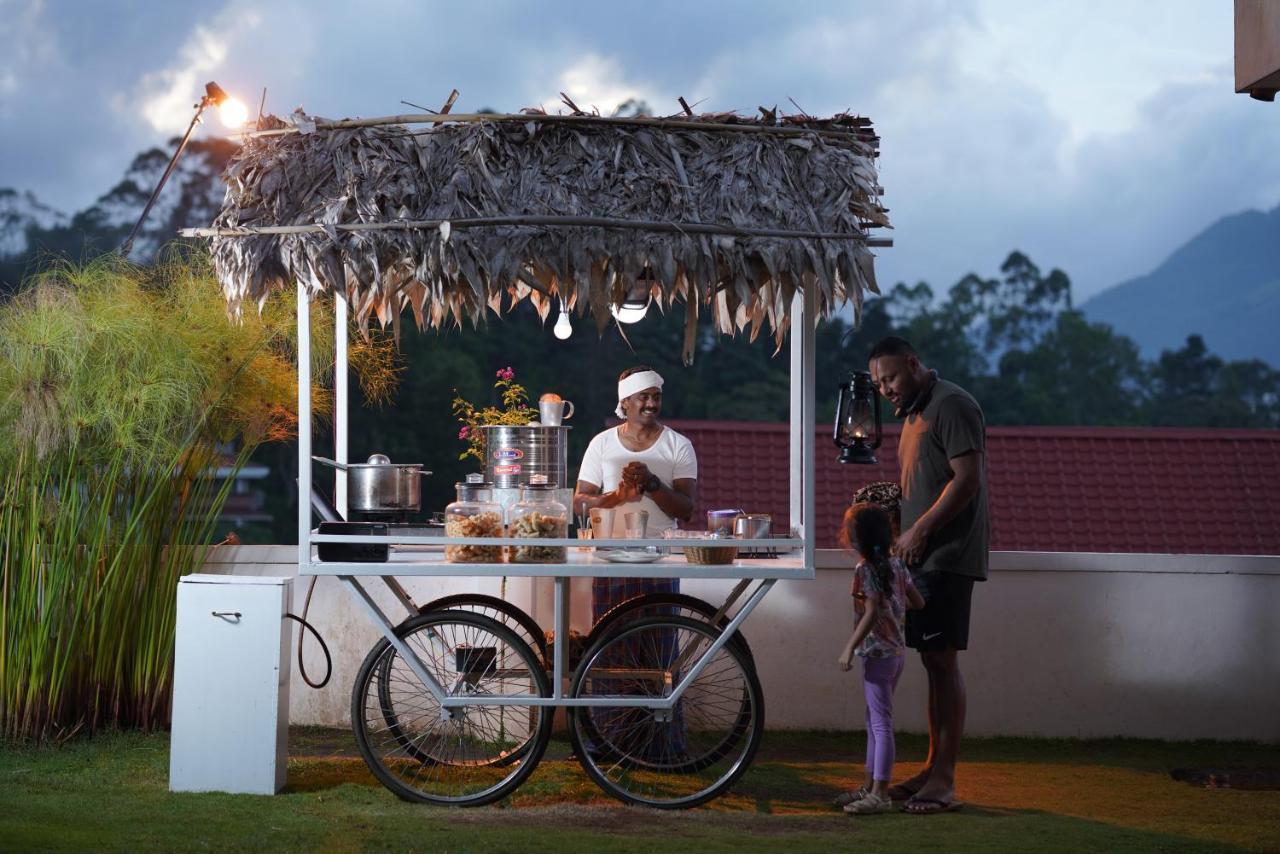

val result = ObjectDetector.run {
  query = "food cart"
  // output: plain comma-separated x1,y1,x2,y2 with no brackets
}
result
186,102,890,808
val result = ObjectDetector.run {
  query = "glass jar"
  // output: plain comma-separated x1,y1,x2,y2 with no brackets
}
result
444,474,505,563
508,476,568,563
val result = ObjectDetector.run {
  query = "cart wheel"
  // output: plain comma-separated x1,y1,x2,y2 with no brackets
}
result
568,615,764,808
587,592,755,665
352,610,551,806
379,595,545,767
418,593,547,665
581,594,756,773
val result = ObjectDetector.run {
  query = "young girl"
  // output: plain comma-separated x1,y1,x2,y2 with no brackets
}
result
834,501,924,815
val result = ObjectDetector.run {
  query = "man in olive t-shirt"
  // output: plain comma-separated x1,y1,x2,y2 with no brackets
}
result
869,336,988,815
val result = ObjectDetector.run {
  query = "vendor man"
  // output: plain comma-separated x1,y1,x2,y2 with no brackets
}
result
574,365,697,620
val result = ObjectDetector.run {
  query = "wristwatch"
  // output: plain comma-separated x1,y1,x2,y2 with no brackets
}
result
643,474,662,494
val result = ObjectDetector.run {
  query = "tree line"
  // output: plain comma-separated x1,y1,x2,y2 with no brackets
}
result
245,250,1278,542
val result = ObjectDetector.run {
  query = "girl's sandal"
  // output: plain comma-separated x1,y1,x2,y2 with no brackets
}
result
832,787,870,808
843,793,894,815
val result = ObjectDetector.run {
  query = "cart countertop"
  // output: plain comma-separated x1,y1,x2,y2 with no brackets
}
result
300,549,815,580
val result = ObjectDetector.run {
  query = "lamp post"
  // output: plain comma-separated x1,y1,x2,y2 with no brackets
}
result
120,81,246,259
833,370,882,464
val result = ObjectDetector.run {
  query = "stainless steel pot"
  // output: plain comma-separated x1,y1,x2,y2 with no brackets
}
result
313,455,432,513
733,513,772,540
706,509,744,536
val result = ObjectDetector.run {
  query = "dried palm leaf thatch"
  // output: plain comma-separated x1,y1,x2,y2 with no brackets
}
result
190,107,891,364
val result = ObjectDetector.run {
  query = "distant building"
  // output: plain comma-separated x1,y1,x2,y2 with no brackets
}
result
212,454,273,533
1236,0,1280,101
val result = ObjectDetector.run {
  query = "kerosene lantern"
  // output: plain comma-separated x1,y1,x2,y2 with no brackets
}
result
833,370,882,464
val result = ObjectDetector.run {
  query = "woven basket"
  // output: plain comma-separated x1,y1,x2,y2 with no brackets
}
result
683,544,738,565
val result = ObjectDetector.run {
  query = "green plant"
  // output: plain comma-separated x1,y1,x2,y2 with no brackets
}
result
0,251,346,743
451,366,535,463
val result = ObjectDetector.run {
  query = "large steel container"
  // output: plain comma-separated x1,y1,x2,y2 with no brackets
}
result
480,426,569,489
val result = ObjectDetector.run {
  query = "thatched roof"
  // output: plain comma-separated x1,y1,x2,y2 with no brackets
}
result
186,105,890,363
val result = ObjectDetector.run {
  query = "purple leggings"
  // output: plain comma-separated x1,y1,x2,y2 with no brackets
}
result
862,654,905,782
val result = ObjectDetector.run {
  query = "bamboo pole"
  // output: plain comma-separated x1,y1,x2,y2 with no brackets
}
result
241,111,879,143
181,214,893,246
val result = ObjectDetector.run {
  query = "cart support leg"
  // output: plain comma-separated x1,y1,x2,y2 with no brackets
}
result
664,579,775,707
712,579,752,626
378,576,420,618
553,576,568,701
338,575,449,704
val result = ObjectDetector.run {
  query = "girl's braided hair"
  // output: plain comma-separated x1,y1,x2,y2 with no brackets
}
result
840,501,895,600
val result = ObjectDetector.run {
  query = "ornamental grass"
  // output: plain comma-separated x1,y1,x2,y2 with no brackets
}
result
0,251,395,742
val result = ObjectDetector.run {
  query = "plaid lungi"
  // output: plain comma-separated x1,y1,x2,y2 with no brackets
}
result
589,576,685,760
591,577,679,624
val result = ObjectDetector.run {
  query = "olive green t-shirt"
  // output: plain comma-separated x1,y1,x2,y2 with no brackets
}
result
897,378,989,580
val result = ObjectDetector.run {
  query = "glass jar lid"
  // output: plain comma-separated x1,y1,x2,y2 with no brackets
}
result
455,472,494,501
522,473,554,491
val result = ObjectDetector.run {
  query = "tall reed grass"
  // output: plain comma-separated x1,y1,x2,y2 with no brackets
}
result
0,252,357,742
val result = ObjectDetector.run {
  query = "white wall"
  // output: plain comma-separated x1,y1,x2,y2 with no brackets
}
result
203,547,1280,742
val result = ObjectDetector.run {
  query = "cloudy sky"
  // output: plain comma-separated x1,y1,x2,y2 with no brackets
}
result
1,0,1275,301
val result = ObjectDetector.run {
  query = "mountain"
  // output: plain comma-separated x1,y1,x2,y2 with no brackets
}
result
0,189,68,257
0,137,236,292
1081,204,1280,366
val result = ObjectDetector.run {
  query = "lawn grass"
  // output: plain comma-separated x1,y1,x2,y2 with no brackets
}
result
2,728,1278,852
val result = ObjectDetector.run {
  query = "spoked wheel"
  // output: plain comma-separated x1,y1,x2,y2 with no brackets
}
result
587,592,755,665
568,615,764,809
352,610,552,806
418,593,547,666
378,595,546,768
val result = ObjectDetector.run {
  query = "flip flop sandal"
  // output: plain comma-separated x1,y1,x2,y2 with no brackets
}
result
832,787,870,808
902,797,964,815
887,783,919,801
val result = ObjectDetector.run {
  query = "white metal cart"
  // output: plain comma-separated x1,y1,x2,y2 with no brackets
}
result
297,281,819,808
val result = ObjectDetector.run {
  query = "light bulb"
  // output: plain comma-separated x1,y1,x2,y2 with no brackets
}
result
611,301,649,324
553,310,573,339
219,97,249,128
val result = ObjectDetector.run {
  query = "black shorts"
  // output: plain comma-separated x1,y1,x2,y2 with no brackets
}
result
905,571,975,652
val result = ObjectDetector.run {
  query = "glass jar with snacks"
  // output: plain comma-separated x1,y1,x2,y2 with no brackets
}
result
508,475,568,563
444,474,505,563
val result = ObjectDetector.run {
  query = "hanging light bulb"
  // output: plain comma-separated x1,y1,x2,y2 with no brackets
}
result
610,273,654,324
553,308,573,339
610,299,649,324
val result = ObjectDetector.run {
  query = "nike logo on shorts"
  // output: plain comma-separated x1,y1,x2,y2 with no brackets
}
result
922,632,943,641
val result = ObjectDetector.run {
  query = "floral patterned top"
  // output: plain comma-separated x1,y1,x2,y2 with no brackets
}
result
850,555,916,659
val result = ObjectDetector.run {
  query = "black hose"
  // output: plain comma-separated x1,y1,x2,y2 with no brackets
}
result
286,575,331,689
288,480,340,689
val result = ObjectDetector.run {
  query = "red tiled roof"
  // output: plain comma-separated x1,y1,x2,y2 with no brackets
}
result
661,420,1280,555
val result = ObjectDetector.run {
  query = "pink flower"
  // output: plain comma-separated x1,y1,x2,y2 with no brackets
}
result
458,426,470,439
495,366,515,381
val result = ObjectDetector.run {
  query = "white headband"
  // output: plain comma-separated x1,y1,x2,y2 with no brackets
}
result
615,370,664,418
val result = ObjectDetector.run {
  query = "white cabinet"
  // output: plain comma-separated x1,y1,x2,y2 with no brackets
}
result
169,574,292,794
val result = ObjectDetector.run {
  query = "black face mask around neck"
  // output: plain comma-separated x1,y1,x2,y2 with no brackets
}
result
895,369,939,418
